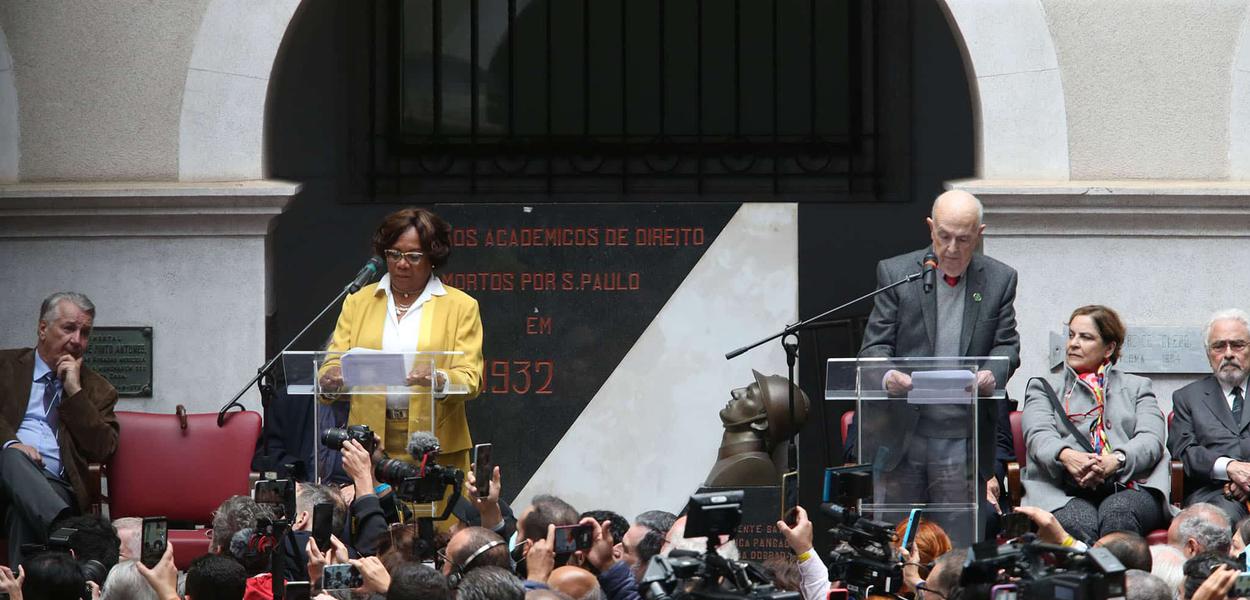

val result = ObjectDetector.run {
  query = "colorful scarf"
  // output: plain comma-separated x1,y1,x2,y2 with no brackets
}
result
1073,362,1111,455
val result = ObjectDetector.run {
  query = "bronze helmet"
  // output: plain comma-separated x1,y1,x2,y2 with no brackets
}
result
751,369,810,445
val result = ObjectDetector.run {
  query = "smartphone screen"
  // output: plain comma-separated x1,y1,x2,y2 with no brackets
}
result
901,508,922,550
999,512,1035,540
141,517,168,569
553,524,593,554
312,502,334,552
781,471,799,526
285,581,311,600
322,564,363,590
828,589,850,600
473,443,493,498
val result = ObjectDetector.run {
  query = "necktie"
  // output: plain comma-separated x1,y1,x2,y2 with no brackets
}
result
943,274,960,287
42,372,61,437
1233,386,1244,425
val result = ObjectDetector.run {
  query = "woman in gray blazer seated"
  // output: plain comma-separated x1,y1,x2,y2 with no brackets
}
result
1022,304,1171,543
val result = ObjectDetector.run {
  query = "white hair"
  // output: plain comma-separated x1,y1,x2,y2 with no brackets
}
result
112,517,142,561
1148,544,1185,600
1204,309,1250,343
100,560,158,600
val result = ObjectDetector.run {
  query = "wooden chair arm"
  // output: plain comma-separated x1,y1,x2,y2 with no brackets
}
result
87,463,105,515
1171,460,1184,507
1006,461,1022,508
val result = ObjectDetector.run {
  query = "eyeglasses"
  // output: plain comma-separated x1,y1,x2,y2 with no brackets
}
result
1209,340,1250,352
384,249,424,264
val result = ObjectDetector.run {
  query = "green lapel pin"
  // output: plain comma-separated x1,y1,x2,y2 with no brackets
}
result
972,292,982,302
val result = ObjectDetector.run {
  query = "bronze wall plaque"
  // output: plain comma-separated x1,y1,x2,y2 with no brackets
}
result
85,327,153,397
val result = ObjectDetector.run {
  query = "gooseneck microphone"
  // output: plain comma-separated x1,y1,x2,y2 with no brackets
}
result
347,256,386,293
922,251,939,294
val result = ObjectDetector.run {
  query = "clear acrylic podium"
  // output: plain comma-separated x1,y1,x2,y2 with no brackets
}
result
826,356,1008,547
280,350,470,517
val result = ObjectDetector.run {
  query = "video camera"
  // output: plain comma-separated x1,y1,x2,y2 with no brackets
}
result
960,539,1127,600
639,491,798,600
819,465,905,597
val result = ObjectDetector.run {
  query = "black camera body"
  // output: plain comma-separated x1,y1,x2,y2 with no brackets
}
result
639,491,799,600
321,424,377,454
961,540,1127,600
821,502,903,596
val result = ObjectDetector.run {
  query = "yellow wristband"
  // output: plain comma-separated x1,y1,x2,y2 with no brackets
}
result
797,550,813,563
1060,535,1076,547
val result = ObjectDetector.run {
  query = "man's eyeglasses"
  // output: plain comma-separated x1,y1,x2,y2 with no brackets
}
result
1209,340,1250,352
384,249,424,264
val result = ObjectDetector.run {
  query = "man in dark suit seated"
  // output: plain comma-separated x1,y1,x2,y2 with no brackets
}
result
1169,309,1250,522
0,292,119,567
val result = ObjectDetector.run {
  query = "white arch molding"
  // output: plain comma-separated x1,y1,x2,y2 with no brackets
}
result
936,0,1068,180
0,23,17,182
178,0,305,181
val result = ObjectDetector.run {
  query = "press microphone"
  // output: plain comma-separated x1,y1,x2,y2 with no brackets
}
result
347,256,386,293
922,251,938,294
406,431,442,474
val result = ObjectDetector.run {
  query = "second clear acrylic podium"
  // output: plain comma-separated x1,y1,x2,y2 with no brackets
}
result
826,356,1008,547
280,350,470,518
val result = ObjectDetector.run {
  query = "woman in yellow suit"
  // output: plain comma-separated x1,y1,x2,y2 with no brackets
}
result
318,207,483,504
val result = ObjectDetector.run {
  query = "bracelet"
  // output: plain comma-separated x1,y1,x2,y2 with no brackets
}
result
797,550,813,563
1060,535,1076,547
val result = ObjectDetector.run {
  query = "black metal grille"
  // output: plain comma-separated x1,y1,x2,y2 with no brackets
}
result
368,0,891,198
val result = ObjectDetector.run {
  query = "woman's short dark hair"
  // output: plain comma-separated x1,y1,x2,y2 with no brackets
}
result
1069,304,1126,364
371,207,453,269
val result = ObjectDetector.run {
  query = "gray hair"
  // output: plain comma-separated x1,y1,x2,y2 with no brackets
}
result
1149,544,1185,600
100,560,158,600
1176,503,1231,555
457,566,525,600
210,496,274,554
1125,569,1173,600
1203,309,1250,344
40,291,95,322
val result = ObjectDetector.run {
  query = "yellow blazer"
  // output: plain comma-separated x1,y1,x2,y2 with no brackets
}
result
324,281,483,454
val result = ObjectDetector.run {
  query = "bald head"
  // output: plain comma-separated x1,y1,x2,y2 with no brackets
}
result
547,566,598,600
927,190,985,278
931,190,983,223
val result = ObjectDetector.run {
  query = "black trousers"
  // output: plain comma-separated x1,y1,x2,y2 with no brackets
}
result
0,447,75,567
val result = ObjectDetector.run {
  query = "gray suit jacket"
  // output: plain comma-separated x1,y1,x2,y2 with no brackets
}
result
856,248,1021,478
1021,366,1171,513
1169,375,1250,503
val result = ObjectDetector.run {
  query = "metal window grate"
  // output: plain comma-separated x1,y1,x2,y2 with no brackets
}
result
367,0,890,198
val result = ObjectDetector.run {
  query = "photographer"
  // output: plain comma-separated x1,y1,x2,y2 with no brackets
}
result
775,506,828,600
23,551,90,600
337,438,388,556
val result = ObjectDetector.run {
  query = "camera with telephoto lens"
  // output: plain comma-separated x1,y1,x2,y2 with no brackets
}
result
639,491,798,600
960,539,1127,600
20,527,108,599
374,455,464,503
320,424,377,454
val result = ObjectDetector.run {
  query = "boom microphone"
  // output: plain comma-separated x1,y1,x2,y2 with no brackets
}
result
922,251,938,294
347,256,386,293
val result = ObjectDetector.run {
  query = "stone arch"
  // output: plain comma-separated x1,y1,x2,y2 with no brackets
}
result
0,23,17,182
1230,8,1250,179
178,0,306,181
936,0,1068,180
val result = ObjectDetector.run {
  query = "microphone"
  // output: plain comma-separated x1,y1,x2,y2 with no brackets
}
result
347,256,386,293
406,431,442,473
922,251,938,294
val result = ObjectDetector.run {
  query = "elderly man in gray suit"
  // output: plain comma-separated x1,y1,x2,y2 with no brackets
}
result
856,190,1021,535
1169,308,1250,522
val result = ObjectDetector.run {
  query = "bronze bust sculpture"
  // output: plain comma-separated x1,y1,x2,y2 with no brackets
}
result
705,370,810,487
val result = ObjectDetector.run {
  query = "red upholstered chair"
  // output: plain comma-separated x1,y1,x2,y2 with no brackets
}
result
105,408,261,569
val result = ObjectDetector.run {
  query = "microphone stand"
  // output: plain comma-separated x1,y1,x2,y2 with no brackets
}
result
725,269,924,473
216,283,356,427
